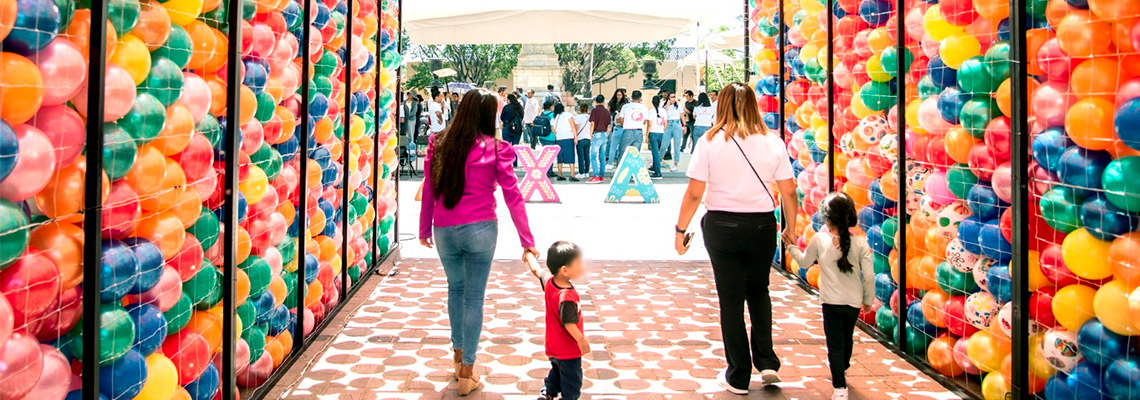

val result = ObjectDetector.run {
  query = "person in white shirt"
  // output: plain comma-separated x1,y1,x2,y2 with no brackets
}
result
572,103,593,179
543,84,561,107
691,92,715,150
647,95,668,179
616,90,650,161
551,103,580,181
660,92,686,171
523,89,542,148
428,89,446,135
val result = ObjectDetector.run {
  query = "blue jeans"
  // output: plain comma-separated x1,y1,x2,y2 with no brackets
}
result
691,125,710,152
434,220,498,365
619,129,643,156
589,131,607,178
608,127,624,167
648,132,663,175
662,120,683,162
576,139,591,174
542,357,583,400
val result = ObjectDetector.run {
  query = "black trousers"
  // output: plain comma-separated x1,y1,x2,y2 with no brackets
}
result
542,357,582,400
701,211,780,389
822,304,860,388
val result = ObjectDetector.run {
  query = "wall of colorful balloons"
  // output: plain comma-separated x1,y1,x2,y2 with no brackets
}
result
751,0,1140,397
0,0,402,398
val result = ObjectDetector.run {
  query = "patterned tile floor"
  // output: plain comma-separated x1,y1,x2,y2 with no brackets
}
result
270,258,962,400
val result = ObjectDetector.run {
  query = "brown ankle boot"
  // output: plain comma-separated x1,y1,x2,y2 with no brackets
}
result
452,350,463,381
457,364,481,396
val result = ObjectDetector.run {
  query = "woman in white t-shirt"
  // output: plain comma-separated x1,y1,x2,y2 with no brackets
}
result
647,95,668,178
573,103,593,179
690,92,716,151
673,82,799,395
551,103,580,181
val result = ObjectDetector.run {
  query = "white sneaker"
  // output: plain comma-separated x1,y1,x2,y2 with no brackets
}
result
832,388,849,400
719,377,748,395
761,369,781,385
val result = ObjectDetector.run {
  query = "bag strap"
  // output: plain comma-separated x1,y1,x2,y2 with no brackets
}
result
729,136,776,206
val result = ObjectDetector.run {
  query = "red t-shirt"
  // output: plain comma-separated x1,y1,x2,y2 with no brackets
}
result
542,275,583,360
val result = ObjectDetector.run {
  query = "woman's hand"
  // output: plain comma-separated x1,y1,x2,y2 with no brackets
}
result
420,238,434,248
675,233,690,255
523,246,540,262
780,226,797,245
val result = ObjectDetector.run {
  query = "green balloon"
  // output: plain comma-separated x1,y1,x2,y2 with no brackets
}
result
917,75,940,100
873,252,890,274
312,76,333,98
904,326,933,355
255,91,276,123
196,114,223,147
142,57,185,107
69,303,136,365
957,57,997,95
348,264,361,285
804,58,826,84
250,143,282,181
946,164,979,199
380,50,402,70
880,47,913,78
380,89,395,110
379,215,393,235
200,4,228,31
959,97,1000,138
1040,185,1084,233
282,271,298,309
881,217,898,247
758,18,778,37
165,294,193,334
236,302,256,338
875,305,898,336
185,262,222,309
56,0,75,32
1104,156,1140,212
240,256,272,297
860,81,896,112
189,208,220,250
277,239,296,266
936,261,978,295
103,123,138,181
792,10,805,26
153,25,193,69
241,0,256,21
77,0,140,35
350,192,368,220
118,93,167,145
243,325,267,361
985,41,1011,82
0,200,29,268
378,236,391,253
1028,0,1048,19
315,51,337,78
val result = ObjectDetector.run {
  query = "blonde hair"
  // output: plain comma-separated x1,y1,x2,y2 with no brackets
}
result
706,82,769,141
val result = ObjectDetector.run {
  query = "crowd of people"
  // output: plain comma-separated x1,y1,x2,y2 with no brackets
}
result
399,83,727,183
419,84,875,400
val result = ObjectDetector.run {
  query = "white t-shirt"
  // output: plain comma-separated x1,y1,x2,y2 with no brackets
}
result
553,112,575,141
693,105,716,127
686,130,793,213
573,114,591,141
620,102,649,130
648,107,667,133
428,100,445,132
665,103,684,120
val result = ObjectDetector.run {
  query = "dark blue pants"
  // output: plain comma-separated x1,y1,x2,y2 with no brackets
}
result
542,357,582,400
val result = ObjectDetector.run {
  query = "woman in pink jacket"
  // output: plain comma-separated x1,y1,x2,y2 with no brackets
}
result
420,89,539,396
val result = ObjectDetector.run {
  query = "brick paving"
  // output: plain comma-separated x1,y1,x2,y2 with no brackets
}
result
268,258,962,400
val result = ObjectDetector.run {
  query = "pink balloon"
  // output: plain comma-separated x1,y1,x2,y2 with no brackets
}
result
192,168,219,200
968,142,997,182
182,73,213,123
35,39,87,106
31,285,82,341
920,34,941,59
263,246,283,277
240,120,264,153
925,171,954,205
31,105,86,169
0,251,60,329
965,17,994,51
235,339,251,372
236,351,272,388
21,345,71,400
0,124,56,201
1031,81,1073,128
301,307,314,337
984,117,1012,161
0,332,44,399
102,181,141,239
127,267,183,312
177,135,215,182
952,335,983,375
74,63,136,121
0,295,11,349
918,98,952,135
1116,77,1140,108
1037,38,1073,83
905,7,926,40
1028,162,1057,197
249,23,278,60
992,162,1012,203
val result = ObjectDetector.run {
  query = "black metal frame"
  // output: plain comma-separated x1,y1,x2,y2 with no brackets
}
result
342,0,354,302
80,0,108,397
825,0,835,191
744,0,751,83
221,0,243,398
1009,0,1030,395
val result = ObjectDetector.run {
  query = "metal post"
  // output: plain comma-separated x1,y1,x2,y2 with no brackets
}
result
294,0,312,349
81,1,108,398
341,0,353,299
777,0,786,273
894,0,908,349
371,8,382,272
221,0,242,398
825,0,835,193
743,0,751,83
1009,0,1030,394
392,0,403,254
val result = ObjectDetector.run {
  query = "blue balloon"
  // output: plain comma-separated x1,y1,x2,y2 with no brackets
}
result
1065,0,1088,9
928,57,957,89
798,266,810,280
123,238,164,295
126,303,167,356
310,145,332,168
0,120,17,183
309,92,330,120
906,300,938,334
281,1,299,26
957,216,985,255
274,134,299,162
351,92,370,116
1070,362,1110,400
242,60,269,93
1058,146,1111,191
809,142,827,163
313,2,330,28
1078,318,1136,367
858,0,893,26
874,273,896,303
869,179,895,208
1117,98,1140,152
979,220,1012,262
101,240,140,302
267,305,291,336
937,87,969,125
1046,373,1076,400
303,253,319,284
764,113,779,130
858,206,888,232
868,225,890,255
216,192,248,224
99,349,147,400
760,75,779,96
985,264,1012,303
1080,195,1139,241
811,211,826,232
967,182,1006,221
1106,357,1140,400
67,391,109,400
1,0,61,56
320,161,341,187
996,18,1011,41
185,363,220,400
1032,128,1072,174
253,291,276,325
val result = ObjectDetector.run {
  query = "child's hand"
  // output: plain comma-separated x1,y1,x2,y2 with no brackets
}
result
578,340,591,356
861,304,874,314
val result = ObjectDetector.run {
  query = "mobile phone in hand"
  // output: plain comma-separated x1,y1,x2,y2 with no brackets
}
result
683,232,695,248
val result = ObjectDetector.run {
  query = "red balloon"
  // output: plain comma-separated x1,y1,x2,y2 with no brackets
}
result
940,0,979,26
102,181,141,239
163,328,212,385
926,134,954,167
0,250,61,329
169,234,205,281
985,117,1012,161
31,285,82,340
967,142,997,181
176,135,215,182
1039,244,1079,288
1029,286,1057,327
910,133,931,163
1000,208,1013,242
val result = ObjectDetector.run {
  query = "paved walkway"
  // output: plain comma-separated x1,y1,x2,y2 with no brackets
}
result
270,258,960,400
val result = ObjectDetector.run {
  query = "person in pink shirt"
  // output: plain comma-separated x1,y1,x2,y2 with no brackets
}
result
420,89,540,396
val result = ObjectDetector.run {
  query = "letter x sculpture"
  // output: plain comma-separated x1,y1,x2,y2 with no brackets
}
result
514,145,561,203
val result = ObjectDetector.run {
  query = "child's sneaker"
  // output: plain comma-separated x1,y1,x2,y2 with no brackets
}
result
761,369,781,385
719,377,748,395
832,388,849,400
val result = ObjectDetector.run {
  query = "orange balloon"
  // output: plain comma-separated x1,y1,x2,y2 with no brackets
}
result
974,0,1010,21
36,157,110,222
139,158,187,212
201,0,222,13
0,0,15,41
880,172,900,202
277,202,295,226
1088,0,1140,22
152,104,195,155
313,117,334,144
806,265,821,288
132,0,172,50
1110,232,1140,290
187,311,222,353
305,159,322,190
200,28,229,73
205,74,227,117
170,387,192,400
945,127,978,164
316,235,336,262
236,226,251,265
921,288,951,328
1056,11,1113,58
169,187,202,227
1121,55,1140,80
927,336,964,376
185,21,219,71
304,280,322,307
276,330,293,352
124,145,169,196
64,11,117,60
1070,57,1121,100
0,52,44,125
309,207,326,236
1045,0,1074,27
239,85,256,124
1113,18,1139,53
236,268,251,306
265,338,285,368
134,211,186,259
1065,98,1115,151
918,254,941,290
29,222,84,290
273,107,297,144
267,275,286,307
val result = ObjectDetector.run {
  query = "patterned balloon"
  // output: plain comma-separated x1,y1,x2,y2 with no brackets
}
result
996,301,1013,337
936,200,974,231
964,291,999,328
878,133,899,160
907,164,933,192
946,238,979,272
920,195,946,222
1041,327,1082,373
839,132,860,156
856,114,891,148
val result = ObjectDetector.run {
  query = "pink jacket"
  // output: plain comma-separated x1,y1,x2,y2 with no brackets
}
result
419,136,535,248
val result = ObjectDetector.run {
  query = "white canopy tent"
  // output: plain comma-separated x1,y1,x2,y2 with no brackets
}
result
705,30,746,51
403,0,745,45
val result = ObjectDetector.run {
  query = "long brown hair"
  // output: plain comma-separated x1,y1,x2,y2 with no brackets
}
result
430,89,499,209
706,82,768,141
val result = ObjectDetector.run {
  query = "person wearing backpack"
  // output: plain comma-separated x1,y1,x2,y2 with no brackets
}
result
530,101,557,177
501,93,525,145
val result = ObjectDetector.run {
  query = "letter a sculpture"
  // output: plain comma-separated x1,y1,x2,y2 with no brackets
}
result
514,145,561,203
605,147,659,203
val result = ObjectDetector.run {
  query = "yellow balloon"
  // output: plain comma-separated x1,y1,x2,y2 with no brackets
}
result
801,43,820,62
866,54,893,82
800,0,824,16
133,354,177,400
1062,228,1114,280
1053,283,1098,331
110,34,152,85
1027,250,1052,291
350,115,366,140
239,166,270,205
981,372,1010,400
906,99,926,134
966,331,1007,373
867,28,894,54
923,6,965,41
163,0,204,26
1093,280,1140,335
851,90,875,119
1028,333,1056,379
939,33,982,69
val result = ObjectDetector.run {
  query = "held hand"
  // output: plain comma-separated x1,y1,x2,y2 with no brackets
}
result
780,227,797,246
420,238,434,248
523,247,540,262
675,233,690,255
578,340,591,356
861,305,874,314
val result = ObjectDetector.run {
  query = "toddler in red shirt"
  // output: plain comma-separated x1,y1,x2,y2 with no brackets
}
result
525,241,588,400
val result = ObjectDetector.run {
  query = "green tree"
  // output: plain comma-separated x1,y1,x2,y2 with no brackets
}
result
411,44,522,86
554,40,675,95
